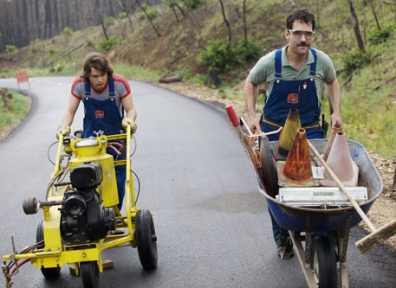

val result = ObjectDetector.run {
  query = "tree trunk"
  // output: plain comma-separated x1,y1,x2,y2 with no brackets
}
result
242,0,247,47
136,0,161,37
116,0,134,31
53,0,60,35
369,0,381,30
44,0,52,39
346,0,365,51
34,0,41,40
218,0,232,48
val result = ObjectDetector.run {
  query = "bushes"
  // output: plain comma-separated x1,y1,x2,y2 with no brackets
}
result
197,38,260,73
368,24,396,46
62,27,73,37
341,49,373,75
97,36,122,53
5,45,16,53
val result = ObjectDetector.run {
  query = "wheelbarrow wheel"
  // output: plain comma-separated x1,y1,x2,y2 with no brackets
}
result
135,209,158,270
310,235,337,288
80,261,99,288
36,220,61,279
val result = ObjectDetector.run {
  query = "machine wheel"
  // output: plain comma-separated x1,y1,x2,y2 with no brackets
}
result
36,221,61,279
135,209,158,270
310,235,337,288
80,261,99,288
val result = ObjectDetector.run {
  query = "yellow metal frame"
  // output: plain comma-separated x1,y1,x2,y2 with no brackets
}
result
3,127,139,275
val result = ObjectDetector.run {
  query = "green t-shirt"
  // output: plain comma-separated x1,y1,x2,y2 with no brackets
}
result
249,46,336,97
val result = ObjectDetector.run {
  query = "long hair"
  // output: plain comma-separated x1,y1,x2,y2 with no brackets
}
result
80,52,114,80
286,8,315,31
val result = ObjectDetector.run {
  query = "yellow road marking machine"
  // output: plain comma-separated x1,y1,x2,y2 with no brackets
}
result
2,126,157,288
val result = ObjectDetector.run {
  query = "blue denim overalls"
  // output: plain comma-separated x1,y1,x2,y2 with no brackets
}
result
83,78,126,210
262,49,325,245
262,48,324,141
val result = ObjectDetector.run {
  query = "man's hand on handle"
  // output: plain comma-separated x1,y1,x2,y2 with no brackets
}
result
246,115,262,134
122,118,137,134
56,124,70,140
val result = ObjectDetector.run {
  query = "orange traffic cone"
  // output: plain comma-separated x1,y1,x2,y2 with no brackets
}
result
276,108,301,161
282,128,313,182
323,124,343,161
320,131,359,187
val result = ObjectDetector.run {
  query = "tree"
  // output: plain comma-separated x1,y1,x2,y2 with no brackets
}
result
136,0,161,37
369,0,381,30
44,0,53,39
242,0,247,47
116,0,135,32
218,0,231,49
88,0,110,40
346,0,365,51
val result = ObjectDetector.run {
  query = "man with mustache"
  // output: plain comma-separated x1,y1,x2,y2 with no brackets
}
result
244,8,342,258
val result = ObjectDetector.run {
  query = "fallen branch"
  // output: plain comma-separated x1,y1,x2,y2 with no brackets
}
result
373,75,396,90
159,75,182,83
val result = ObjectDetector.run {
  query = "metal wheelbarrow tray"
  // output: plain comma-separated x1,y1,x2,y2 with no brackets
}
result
257,138,384,288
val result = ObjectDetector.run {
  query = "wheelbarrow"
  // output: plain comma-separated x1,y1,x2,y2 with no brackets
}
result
225,106,396,288
2,125,158,288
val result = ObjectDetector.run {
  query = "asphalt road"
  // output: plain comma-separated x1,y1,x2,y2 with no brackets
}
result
0,77,395,288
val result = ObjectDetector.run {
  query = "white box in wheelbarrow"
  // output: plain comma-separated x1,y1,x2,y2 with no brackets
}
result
276,186,368,207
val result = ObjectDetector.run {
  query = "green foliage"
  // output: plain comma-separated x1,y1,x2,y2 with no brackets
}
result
0,89,30,130
62,27,73,36
146,10,157,21
86,39,94,47
368,24,396,46
233,38,260,64
105,17,115,26
138,13,146,21
183,0,204,10
5,45,16,53
341,49,373,75
119,12,127,19
139,4,157,20
197,38,234,73
55,64,64,72
96,36,122,53
48,48,57,55
112,64,163,82
28,47,39,60
197,37,260,73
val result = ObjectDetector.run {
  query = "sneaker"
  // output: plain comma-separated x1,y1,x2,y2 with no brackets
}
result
277,244,294,259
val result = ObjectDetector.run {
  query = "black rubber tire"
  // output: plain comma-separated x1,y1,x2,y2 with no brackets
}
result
36,220,61,279
310,235,337,288
80,261,99,288
135,209,158,270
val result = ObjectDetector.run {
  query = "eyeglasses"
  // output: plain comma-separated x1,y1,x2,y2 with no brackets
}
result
288,30,315,40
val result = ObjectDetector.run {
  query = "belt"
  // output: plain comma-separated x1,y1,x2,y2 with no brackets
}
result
261,116,321,131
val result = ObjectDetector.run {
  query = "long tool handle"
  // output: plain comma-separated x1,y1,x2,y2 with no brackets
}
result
307,140,377,232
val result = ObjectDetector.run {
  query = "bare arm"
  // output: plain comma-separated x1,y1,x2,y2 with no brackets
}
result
121,94,137,121
324,78,342,128
244,76,261,133
62,95,81,126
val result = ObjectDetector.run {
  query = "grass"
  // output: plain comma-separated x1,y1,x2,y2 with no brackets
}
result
1,0,396,158
0,89,31,131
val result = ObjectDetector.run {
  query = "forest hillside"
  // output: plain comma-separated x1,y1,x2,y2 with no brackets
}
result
1,0,396,156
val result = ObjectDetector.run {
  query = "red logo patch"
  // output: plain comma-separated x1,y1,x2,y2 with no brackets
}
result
95,110,104,118
287,93,298,104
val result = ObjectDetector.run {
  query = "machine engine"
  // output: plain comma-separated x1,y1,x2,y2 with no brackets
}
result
60,162,116,245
